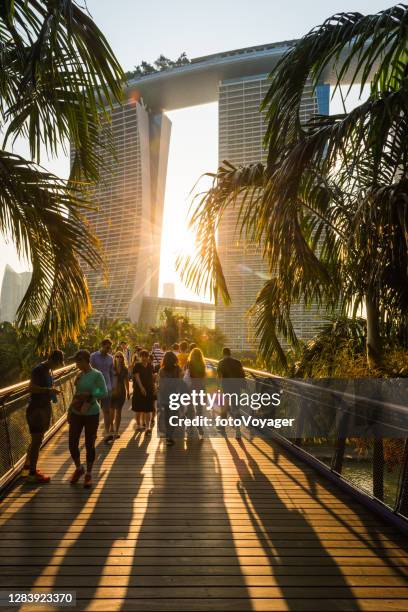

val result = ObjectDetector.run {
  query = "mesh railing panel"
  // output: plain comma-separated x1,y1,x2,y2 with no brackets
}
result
206,359,408,521
0,366,77,487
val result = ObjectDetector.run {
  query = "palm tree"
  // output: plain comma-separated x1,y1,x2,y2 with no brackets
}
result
178,4,408,371
0,1,124,350
0,322,38,385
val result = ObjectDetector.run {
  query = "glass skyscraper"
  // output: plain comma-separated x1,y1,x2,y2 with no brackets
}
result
76,42,330,344
77,100,171,322
216,76,330,351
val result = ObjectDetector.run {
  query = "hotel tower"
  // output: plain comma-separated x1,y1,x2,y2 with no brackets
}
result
77,100,171,322
216,76,329,351
77,42,329,350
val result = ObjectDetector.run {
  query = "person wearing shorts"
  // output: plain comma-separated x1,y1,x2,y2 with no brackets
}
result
132,349,155,433
90,338,114,441
23,350,65,483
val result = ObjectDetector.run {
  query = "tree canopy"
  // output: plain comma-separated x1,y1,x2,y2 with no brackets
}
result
125,53,190,79
0,1,125,350
178,4,408,370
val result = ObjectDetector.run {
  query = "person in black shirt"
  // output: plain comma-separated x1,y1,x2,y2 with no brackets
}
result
132,349,155,433
157,351,184,446
23,350,64,483
217,347,246,439
217,347,246,379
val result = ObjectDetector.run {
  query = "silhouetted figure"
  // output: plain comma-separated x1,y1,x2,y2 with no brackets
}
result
23,349,65,483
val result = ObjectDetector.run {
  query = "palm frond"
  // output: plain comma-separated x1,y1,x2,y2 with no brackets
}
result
263,4,408,163
178,5,408,367
0,150,103,349
0,0,124,181
177,162,265,303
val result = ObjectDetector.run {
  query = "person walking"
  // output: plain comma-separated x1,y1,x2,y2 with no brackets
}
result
132,349,155,433
185,347,207,440
118,340,131,367
90,338,114,441
23,350,65,483
177,340,189,371
148,351,158,428
134,346,142,361
151,342,164,373
158,351,183,446
217,347,246,439
68,350,108,488
111,351,130,438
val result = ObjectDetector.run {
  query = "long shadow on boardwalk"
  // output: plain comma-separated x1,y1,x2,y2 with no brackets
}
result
224,436,362,611
49,430,153,608
1,420,408,611
0,428,118,577
0,415,152,611
119,436,253,611
252,436,408,580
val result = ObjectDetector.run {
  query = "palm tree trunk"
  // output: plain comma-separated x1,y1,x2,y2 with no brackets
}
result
396,439,408,516
366,294,383,370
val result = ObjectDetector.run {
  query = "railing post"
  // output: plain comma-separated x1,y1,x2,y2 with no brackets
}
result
0,397,15,474
331,442,344,474
331,394,351,474
396,439,408,516
291,381,306,447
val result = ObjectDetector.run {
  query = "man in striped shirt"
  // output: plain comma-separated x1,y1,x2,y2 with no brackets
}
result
151,342,164,372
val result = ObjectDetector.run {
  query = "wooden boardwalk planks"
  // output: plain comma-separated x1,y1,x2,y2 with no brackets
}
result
1,403,408,611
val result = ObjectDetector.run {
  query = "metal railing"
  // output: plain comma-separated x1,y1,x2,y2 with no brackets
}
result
206,358,408,530
1,358,407,531
0,364,78,491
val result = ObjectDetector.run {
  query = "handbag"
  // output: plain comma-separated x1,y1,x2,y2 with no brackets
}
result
69,372,92,413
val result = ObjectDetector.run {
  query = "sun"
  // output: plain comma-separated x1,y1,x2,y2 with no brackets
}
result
175,224,197,258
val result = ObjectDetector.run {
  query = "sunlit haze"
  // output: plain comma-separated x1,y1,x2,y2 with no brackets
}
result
0,0,386,301
158,104,217,301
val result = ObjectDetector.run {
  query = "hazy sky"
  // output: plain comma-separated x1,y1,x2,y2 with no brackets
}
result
1,0,389,300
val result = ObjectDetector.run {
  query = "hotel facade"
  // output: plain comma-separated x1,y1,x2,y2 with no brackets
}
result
216,76,329,351
78,101,171,323
79,42,330,351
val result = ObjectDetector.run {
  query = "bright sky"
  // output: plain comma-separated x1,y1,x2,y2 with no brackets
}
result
0,0,388,300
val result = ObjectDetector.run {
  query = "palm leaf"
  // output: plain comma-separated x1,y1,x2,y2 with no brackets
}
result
1,0,124,181
0,150,103,349
178,5,408,366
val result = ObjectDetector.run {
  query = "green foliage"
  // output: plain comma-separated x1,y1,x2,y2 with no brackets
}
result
0,312,226,386
178,4,408,371
125,52,190,79
76,318,151,353
148,308,226,358
0,322,40,386
278,317,408,378
0,1,124,351
149,308,191,347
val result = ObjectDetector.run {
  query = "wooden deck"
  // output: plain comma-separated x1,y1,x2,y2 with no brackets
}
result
1,403,408,611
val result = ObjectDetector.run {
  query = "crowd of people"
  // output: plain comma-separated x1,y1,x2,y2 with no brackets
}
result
22,339,246,489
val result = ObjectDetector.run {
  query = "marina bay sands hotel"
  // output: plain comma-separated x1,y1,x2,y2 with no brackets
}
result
83,41,330,352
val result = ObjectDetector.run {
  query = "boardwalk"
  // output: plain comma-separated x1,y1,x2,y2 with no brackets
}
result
1,404,408,611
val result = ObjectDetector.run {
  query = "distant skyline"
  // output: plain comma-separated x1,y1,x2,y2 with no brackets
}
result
0,0,388,301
